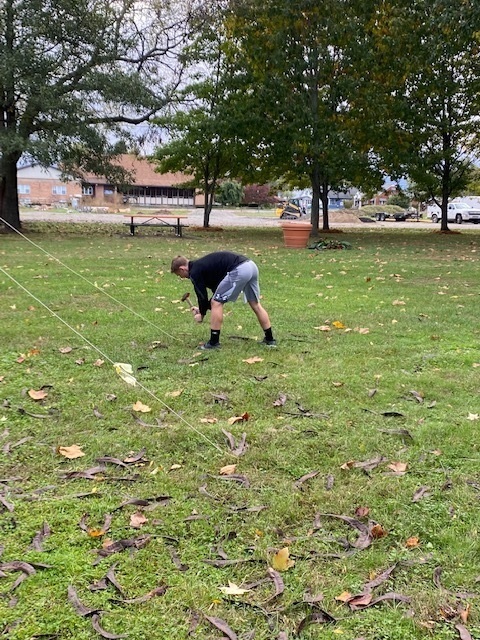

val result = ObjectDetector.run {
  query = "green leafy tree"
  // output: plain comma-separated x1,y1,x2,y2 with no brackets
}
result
387,193,410,209
361,0,480,231
217,180,244,206
154,9,253,227
225,0,383,234
0,0,191,231
464,167,480,195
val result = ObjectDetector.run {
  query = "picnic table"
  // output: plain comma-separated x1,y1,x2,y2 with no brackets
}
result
123,212,188,237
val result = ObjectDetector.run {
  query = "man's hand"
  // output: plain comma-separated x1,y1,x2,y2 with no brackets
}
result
189,306,202,322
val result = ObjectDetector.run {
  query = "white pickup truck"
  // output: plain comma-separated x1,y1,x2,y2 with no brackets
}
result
428,201,480,224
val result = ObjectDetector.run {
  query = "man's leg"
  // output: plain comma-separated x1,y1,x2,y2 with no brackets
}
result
248,300,271,329
200,300,223,349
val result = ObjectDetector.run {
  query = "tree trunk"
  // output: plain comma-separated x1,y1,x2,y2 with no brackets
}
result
320,178,330,231
0,154,21,232
310,164,321,237
440,152,450,232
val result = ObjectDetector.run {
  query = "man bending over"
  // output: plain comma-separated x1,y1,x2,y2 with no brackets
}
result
171,251,276,350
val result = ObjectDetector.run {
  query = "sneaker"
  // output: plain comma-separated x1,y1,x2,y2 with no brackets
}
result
200,341,221,350
259,337,277,347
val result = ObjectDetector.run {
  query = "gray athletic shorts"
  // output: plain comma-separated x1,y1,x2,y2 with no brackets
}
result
212,260,260,304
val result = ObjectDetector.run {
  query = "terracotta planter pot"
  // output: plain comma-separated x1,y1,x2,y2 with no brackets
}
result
280,221,313,248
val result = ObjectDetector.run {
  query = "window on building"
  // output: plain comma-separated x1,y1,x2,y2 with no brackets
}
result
104,187,115,195
82,185,94,196
18,184,31,194
52,185,67,195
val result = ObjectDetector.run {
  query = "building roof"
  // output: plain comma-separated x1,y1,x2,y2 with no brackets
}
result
83,154,192,188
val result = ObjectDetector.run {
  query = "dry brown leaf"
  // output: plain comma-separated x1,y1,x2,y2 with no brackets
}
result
132,401,151,413
58,444,85,459
130,512,148,528
200,417,218,424
314,325,331,331
370,524,388,539
242,356,264,364
93,359,105,367
388,461,408,473
28,389,48,401
357,327,370,334
392,300,406,305
220,464,237,475
59,347,73,354
354,506,370,518
227,412,249,425
271,547,295,572
405,536,420,548
340,460,355,470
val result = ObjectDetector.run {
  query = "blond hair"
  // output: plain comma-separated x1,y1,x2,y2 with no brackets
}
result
170,255,188,273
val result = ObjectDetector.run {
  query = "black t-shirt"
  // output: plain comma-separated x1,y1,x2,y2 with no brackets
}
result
188,251,249,315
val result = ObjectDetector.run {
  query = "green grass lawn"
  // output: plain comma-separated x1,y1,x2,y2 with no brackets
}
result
1,223,479,640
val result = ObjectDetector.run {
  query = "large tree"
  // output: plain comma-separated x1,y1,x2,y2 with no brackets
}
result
153,7,255,227
0,0,193,231
360,0,480,231
225,0,382,234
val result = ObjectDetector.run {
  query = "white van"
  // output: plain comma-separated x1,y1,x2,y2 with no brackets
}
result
427,201,480,224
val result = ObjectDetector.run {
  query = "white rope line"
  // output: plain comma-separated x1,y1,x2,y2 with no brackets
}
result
0,217,179,342
1,266,225,455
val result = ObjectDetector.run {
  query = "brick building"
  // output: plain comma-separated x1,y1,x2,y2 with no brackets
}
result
16,155,197,209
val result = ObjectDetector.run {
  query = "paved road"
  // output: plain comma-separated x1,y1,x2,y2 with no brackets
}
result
19,207,480,230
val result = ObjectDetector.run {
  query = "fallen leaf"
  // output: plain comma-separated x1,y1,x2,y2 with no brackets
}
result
169,463,182,471
332,321,346,329
405,536,420,548
59,347,73,354
227,412,249,425
200,417,218,423
357,327,370,334
220,464,237,475
467,413,479,421
204,615,238,640
392,300,406,305
354,506,370,518
58,444,85,459
132,401,151,413
113,363,136,386
314,325,331,331
219,581,250,596
271,547,295,571
455,624,473,640
166,389,183,397
370,524,388,539
242,356,264,364
28,389,48,401
130,512,148,528
335,591,352,602
387,461,408,473
93,359,105,367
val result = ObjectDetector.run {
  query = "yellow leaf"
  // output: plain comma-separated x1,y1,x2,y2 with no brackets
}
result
220,464,237,475
242,356,264,364
87,528,106,538
132,401,151,413
332,321,345,329
166,389,183,397
335,591,352,602
113,362,136,386
271,547,295,571
219,582,250,596
28,388,48,401
57,444,85,459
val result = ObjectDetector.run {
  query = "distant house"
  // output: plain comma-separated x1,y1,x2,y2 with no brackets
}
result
16,155,197,209
16,165,82,206
368,184,398,206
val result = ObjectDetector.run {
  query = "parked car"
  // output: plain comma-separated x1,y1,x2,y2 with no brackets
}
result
428,201,480,224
